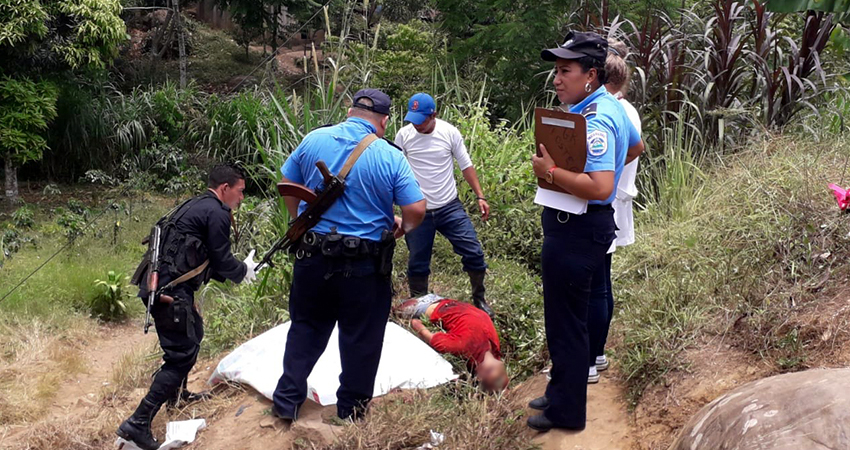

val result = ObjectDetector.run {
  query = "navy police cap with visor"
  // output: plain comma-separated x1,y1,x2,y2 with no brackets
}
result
541,31,607,63
352,88,392,115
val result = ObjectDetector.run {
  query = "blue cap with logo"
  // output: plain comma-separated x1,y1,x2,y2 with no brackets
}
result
404,93,436,125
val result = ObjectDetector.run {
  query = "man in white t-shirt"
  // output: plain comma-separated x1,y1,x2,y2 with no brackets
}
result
394,93,494,318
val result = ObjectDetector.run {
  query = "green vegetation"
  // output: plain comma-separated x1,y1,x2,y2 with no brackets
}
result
0,195,169,318
91,270,130,321
1,0,850,447
0,0,126,204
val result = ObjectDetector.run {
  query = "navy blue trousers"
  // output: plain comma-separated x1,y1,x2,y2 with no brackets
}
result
588,253,614,365
273,252,392,420
540,206,614,428
143,286,203,407
405,198,487,277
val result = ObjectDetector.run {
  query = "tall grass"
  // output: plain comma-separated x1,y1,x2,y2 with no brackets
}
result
614,135,850,403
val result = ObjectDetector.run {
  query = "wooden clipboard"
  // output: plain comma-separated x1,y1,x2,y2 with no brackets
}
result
534,108,587,194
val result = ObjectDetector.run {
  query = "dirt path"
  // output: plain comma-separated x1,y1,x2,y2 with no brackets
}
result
0,321,158,449
1,320,637,450
53,323,157,414
514,374,636,450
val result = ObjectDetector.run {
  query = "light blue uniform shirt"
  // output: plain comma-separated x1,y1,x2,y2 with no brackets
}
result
281,117,424,241
569,87,642,205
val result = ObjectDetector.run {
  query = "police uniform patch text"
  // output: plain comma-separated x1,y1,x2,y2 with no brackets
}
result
588,130,607,156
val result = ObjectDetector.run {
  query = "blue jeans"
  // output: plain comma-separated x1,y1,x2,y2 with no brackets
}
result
405,198,487,277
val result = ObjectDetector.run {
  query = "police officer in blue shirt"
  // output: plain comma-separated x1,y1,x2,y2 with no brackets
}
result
527,31,644,432
273,89,426,421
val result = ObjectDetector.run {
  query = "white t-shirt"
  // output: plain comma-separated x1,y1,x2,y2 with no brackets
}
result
610,97,642,252
394,119,473,210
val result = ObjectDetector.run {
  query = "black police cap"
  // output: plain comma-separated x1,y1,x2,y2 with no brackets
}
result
352,88,392,115
541,31,608,64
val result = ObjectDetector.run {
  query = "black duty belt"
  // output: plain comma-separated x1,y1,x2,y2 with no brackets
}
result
586,203,614,212
296,230,387,260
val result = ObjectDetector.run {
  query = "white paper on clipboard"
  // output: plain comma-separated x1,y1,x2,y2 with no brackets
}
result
534,186,588,214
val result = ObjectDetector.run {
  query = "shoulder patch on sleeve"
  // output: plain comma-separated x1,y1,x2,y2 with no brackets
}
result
587,130,608,157
383,138,405,152
581,103,598,117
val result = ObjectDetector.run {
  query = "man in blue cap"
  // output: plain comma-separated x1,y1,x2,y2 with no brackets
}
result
394,93,494,318
272,88,426,422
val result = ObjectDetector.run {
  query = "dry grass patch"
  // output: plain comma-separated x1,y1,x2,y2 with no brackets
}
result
327,382,535,450
0,317,93,426
101,344,161,405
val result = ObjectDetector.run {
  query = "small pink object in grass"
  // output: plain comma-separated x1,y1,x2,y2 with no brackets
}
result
828,183,850,210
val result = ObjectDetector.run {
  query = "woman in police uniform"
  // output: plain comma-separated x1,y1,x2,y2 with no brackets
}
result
528,31,644,432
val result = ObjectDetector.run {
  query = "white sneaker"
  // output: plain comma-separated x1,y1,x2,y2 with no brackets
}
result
596,355,609,371
588,366,600,384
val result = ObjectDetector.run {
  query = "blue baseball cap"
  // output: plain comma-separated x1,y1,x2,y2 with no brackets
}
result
404,93,436,125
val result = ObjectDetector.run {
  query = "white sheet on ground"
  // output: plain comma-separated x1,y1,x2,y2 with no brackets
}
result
208,321,457,406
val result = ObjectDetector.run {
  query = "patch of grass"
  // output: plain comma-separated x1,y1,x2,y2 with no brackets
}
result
0,318,93,426
614,135,850,405
102,344,161,403
328,381,536,450
0,194,172,318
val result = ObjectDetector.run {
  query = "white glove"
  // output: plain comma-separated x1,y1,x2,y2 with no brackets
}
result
242,249,260,284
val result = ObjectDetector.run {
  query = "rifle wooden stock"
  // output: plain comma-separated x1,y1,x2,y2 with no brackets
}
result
277,183,317,204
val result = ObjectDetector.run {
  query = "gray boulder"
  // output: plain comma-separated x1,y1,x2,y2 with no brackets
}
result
670,368,850,450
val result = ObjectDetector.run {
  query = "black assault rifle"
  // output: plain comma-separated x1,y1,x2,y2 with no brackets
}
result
256,161,345,271
144,225,162,334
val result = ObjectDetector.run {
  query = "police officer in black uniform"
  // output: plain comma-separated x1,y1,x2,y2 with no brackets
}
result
118,163,261,450
272,89,426,421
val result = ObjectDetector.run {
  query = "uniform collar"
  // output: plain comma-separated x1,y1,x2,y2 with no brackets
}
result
205,189,231,212
347,116,377,133
569,86,610,114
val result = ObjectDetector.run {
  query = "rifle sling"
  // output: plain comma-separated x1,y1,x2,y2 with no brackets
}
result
338,133,378,179
157,259,209,294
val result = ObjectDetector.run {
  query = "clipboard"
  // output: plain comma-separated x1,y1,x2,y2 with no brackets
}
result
534,108,587,194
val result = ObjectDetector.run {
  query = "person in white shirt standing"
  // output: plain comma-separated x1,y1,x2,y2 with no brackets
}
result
587,39,644,383
394,93,495,318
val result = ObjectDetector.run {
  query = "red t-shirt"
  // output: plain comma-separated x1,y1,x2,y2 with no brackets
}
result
428,299,501,369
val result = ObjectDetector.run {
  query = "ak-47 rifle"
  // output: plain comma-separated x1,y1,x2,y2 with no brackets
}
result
144,225,162,334
256,161,344,271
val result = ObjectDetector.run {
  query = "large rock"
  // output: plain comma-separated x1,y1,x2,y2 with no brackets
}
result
670,368,850,450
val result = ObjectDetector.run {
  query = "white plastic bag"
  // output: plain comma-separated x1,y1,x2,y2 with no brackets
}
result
209,321,456,405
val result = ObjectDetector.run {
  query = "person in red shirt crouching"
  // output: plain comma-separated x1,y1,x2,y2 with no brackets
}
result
395,294,509,392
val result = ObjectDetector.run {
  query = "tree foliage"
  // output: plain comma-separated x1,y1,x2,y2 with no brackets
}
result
0,76,58,165
0,0,124,203
434,0,565,118
0,0,126,75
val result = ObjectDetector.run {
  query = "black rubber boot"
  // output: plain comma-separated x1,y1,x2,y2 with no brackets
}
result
469,270,494,318
408,275,429,298
116,397,162,450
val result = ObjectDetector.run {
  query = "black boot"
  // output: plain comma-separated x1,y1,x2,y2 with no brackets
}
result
166,377,211,409
408,274,429,297
116,397,162,450
469,270,494,318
